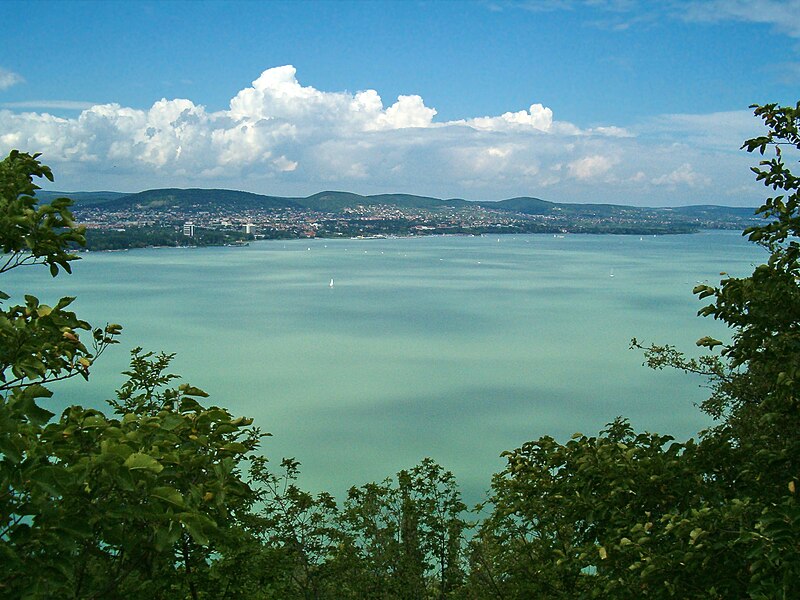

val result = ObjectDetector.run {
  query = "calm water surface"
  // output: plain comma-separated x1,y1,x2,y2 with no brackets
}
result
5,232,765,502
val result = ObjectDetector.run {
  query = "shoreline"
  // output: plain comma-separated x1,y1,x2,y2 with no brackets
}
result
76,226,739,253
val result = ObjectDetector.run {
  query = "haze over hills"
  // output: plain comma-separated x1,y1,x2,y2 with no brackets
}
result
38,187,758,220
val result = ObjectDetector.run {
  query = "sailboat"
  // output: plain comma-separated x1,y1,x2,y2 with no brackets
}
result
329,278,334,288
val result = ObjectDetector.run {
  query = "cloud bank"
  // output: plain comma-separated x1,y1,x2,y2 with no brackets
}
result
0,65,764,206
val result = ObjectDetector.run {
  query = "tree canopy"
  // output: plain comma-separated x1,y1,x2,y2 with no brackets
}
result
0,152,262,598
471,101,800,599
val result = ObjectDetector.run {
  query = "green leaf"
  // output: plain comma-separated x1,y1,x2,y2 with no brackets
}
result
696,336,722,349
221,442,248,453
151,486,185,507
53,296,76,310
154,522,183,552
179,513,214,546
13,392,55,425
81,414,107,429
123,452,164,473
179,384,209,398
30,465,74,497
160,413,185,431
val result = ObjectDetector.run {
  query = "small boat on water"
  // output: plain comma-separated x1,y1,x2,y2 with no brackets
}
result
329,278,335,288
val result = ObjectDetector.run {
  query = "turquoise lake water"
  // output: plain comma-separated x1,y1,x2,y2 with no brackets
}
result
4,231,765,502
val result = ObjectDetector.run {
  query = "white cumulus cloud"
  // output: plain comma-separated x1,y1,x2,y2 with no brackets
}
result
228,66,436,134
466,103,554,132
567,154,618,180
0,65,767,206
652,163,711,188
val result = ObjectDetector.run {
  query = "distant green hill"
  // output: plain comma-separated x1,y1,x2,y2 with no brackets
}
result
295,191,373,212
488,197,554,214
39,187,758,224
101,188,301,211
366,194,471,209
34,190,128,205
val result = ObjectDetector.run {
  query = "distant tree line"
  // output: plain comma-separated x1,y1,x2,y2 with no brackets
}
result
82,225,252,251
1,101,798,598
82,218,701,251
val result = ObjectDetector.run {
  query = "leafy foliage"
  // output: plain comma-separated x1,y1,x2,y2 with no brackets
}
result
337,458,468,599
471,102,800,599
0,150,85,277
240,456,469,600
2,350,262,598
0,153,261,599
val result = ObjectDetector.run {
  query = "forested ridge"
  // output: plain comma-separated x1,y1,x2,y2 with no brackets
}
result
39,181,762,250
1,101,798,598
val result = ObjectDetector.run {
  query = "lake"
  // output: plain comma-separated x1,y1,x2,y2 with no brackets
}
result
4,231,765,503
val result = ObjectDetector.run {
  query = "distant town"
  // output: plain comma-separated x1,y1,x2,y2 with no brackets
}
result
37,188,762,251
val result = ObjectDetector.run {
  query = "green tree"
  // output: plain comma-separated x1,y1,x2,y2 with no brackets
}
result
246,456,343,599
241,457,469,600
636,102,800,597
338,458,468,600
468,419,752,599
0,150,121,596
470,101,800,599
0,151,262,598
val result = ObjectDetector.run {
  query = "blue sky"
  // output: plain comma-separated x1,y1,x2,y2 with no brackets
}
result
1,0,798,206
